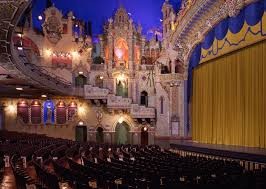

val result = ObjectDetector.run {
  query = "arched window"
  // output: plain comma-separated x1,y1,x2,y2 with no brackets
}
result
68,102,77,121
95,75,103,88
140,91,148,107
96,127,104,143
31,100,41,124
75,74,87,87
17,101,29,123
43,100,55,124
56,101,66,124
160,96,164,114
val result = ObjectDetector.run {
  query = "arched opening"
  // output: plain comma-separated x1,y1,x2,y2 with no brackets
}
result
96,127,104,143
141,127,149,145
31,100,41,124
68,102,77,121
56,101,66,124
175,59,185,74
160,96,164,114
95,75,103,88
140,91,148,107
116,75,128,97
17,101,29,123
75,74,87,87
43,100,55,124
115,121,130,144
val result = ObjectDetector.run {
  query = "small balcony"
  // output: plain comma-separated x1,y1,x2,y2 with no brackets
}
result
84,85,109,99
107,95,132,109
139,65,154,71
130,104,156,119
90,64,105,71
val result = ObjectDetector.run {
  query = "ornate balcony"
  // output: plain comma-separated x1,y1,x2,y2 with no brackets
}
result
139,65,154,71
159,73,184,82
84,85,109,99
107,95,132,109
90,64,105,71
130,104,156,119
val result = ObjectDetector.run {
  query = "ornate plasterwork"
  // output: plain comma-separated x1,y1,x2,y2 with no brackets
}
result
171,0,257,63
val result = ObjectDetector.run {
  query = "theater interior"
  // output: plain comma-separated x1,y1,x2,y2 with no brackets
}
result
0,0,266,188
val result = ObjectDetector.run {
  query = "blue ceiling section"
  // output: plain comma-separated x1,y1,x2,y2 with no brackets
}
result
32,0,181,39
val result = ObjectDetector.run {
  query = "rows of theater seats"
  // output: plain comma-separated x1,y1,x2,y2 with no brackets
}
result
0,131,266,189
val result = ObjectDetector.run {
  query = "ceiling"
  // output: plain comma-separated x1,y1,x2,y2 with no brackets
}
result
0,66,54,98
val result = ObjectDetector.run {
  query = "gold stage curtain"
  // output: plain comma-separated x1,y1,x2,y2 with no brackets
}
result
192,40,266,148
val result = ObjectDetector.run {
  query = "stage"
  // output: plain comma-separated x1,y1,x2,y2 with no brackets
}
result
170,140,266,163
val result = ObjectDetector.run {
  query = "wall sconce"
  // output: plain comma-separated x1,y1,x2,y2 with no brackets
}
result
71,51,79,58
118,116,124,124
45,49,52,57
78,105,85,115
117,73,125,82
7,103,16,114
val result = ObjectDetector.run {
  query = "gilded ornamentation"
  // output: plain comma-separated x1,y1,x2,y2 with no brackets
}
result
43,7,63,44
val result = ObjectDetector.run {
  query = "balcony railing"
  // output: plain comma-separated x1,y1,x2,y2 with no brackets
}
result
84,85,109,99
159,73,184,82
90,64,105,71
139,65,155,71
107,95,132,109
130,104,156,118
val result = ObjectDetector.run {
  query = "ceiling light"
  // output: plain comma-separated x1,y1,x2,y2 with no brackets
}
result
38,15,43,21
41,94,47,98
16,87,23,91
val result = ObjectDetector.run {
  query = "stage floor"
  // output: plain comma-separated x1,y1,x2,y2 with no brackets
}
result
169,140,266,163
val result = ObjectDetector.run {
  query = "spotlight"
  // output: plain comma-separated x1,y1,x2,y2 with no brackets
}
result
78,121,84,126
17,46,23,51
78,71,84,75
100,76,103,80
16,87,23,91
38,15,43,21
75,24,78,28
41,94,47,98
143,126,148,131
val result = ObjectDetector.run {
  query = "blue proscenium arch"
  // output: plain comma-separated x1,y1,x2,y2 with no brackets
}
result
187,0,266,133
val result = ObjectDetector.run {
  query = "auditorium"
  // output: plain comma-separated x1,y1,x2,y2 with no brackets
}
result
0,0,265,188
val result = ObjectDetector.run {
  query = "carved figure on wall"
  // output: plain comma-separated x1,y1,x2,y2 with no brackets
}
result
43,8,63,44
96,110,103,125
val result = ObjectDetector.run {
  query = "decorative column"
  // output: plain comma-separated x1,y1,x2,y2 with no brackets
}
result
107,18,114,72
99,35,105,60
108,34,113,71
169,81,181,136
128,19,134,71
67,11,74,36
141,37,146,58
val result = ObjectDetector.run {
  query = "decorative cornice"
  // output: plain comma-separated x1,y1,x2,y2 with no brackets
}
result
170,0,258,64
